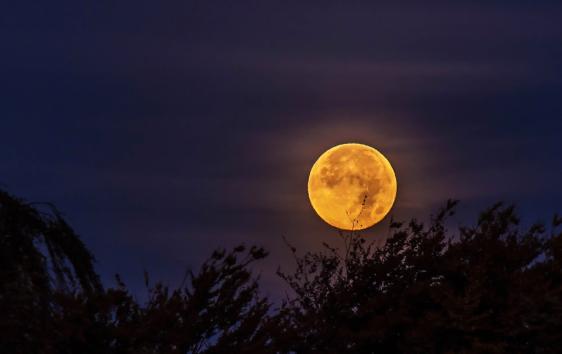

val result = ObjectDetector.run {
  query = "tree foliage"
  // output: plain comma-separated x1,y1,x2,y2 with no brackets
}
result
276,201,562,353
2,189,562,353
0,190,101,352
49,246,276,354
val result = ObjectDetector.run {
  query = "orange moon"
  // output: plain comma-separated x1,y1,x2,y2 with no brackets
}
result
307,143,397,230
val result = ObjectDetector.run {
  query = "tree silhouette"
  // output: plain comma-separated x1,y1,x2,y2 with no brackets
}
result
49,245,278,354
276,201,562,353
0,190,101,353
2,188,562,353
0,189,278,354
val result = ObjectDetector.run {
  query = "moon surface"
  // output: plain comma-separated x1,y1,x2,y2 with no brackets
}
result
307,143,397,230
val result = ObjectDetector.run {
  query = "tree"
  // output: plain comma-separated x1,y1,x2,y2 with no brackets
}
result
0,188,277,354
3,187,562,353
277,201,562,353
0,190,101,353
50,246,278,354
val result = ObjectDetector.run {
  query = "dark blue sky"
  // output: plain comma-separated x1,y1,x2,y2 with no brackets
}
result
2,1,562,296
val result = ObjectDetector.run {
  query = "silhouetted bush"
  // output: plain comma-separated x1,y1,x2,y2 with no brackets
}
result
49,246,276,354
1,190,278,353
2,190,562,353
276,201,562,353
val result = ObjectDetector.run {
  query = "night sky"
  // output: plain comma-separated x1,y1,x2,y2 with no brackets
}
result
2,2,562,296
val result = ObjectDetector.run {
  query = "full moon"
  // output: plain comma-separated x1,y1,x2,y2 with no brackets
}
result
307,143,397,230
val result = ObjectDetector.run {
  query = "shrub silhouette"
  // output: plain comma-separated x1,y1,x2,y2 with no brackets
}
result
2,189,562,353
1,190,277,353
276,201,562,353
50,246,276,354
